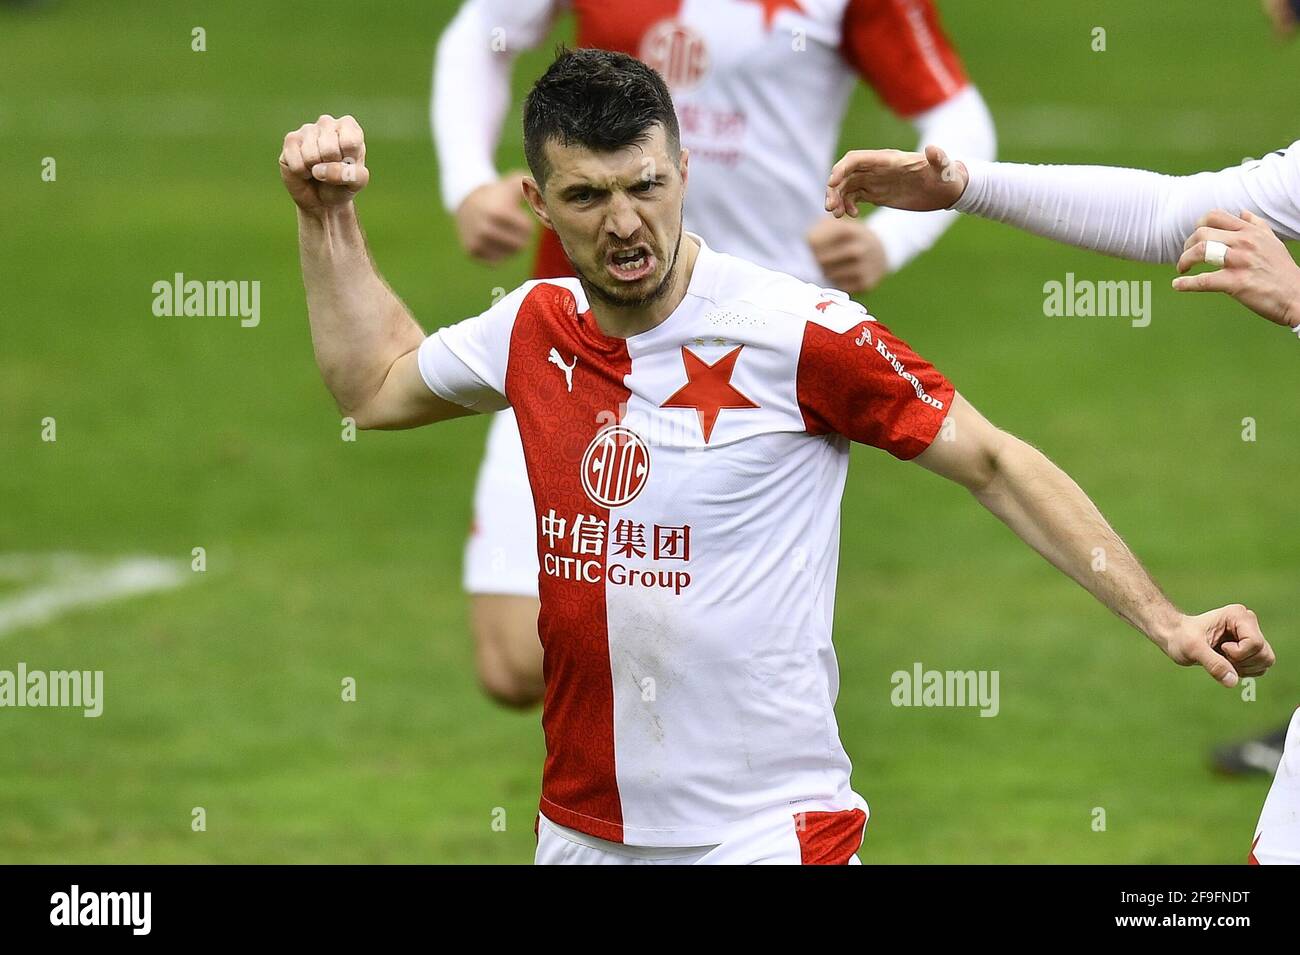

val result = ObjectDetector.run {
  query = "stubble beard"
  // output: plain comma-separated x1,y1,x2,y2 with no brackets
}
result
571,217,685,312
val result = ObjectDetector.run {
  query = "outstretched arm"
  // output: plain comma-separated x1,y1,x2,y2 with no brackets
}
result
828,143,1300,257
282,114,471,430
914,393,1275,687
827,144,1300,327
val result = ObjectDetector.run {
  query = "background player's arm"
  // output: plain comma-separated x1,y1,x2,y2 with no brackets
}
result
829,143,1300,258
283,115,472,430
433,0,557,261
816,0,995,285
856,88,995,273
828,144,1300,327
914,393,1275,687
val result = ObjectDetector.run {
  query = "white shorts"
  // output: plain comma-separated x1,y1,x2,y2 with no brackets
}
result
535,806,867,865
463,408,541,597
1251,706,1300,864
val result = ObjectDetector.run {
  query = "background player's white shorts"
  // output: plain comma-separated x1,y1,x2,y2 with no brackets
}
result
1251,706,1300,864
463,409,541,597
535,805,868,865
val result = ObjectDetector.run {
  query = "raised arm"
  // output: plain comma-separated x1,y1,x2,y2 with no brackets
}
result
914,393,1276,688
281,114,471,430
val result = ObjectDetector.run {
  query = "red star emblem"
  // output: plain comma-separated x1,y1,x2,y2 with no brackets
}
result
740,0,804,30
660,345,759,443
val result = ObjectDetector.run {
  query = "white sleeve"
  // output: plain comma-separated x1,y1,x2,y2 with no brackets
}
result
952,143,1300,264
431,0,562,212
864,84,997,272
417,283,535,412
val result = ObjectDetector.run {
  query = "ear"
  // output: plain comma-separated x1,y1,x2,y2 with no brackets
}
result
521,177,554,230
678,148,690,190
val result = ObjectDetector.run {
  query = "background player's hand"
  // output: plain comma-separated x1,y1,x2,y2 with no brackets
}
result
1262,0,1298,38
280,114,370,214
807,218,888,293
825,145,967,218
455,172,536,263
1160,605,1275,688
1173,209,1300,329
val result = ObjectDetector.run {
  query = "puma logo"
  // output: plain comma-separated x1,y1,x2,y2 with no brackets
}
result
854,325,873,347
548,347,577,392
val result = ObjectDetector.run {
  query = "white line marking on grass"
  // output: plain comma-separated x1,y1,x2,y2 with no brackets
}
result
0,553,190,638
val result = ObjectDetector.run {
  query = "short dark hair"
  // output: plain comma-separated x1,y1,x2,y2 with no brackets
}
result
523,47,681,188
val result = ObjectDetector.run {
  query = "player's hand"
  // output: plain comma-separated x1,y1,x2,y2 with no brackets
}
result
280,114,370,214
1160,605,1275,688
825,145,967,218
455,172,536,263
807,218,889,293
1173,210,1300,329
1262,0,1298,38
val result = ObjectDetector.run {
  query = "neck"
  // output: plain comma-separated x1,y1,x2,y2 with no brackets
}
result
588,234,700,339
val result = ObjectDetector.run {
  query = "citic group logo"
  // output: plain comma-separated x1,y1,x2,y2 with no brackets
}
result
581,426,650,508
638,20,709,91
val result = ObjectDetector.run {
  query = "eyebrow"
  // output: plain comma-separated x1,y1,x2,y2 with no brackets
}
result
558,174,668,201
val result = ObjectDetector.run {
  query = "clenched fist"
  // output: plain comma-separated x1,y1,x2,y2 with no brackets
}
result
1160,604,1276,689
280,114,370,213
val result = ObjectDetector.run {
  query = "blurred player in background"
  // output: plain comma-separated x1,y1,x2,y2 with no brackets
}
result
432,0,996,707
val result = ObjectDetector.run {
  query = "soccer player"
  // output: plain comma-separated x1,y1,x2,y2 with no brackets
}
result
281,50,1274,864
433,0,997,707
823,142,1300,331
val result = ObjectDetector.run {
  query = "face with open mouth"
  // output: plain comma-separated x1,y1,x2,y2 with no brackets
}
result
591,230,682,309
530,125,688,311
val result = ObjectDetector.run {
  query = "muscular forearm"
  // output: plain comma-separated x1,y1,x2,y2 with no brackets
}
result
972,436,1181,648
297,204,425,416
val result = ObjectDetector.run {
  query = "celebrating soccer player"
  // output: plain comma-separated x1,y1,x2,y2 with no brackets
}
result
282,50,1274,864
433,0,997,708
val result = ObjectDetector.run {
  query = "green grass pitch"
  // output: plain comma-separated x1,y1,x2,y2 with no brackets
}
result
1,0,1296,862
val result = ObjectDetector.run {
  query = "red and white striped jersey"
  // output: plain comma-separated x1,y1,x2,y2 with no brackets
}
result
419,236,954,845
435,0,982,282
